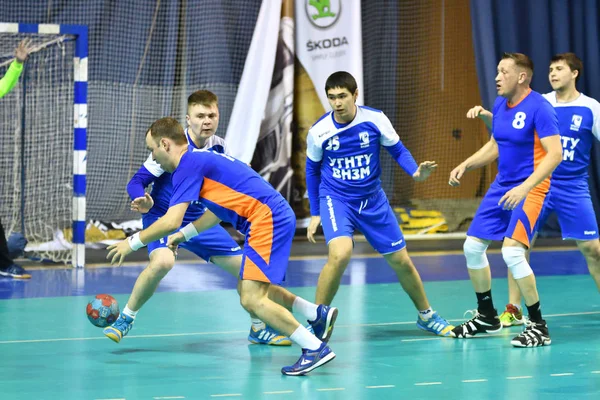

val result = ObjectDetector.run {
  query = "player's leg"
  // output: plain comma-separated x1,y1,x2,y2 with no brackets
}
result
314,196,355,306
576,240,600,291
357,190,453,336
554,188,600,292
104,245,175,342
0,218,30,279
500,235,535,327
239,203,335,375
503,189,551,347
452,182,511,338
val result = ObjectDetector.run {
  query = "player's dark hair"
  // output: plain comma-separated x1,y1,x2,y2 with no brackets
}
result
502,53,534,78
188,90,218,109
148,117,187,145
325,71,358,95
550,52,583,84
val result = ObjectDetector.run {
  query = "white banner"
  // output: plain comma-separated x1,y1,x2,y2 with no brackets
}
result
295,0,363,108
225,0,283,162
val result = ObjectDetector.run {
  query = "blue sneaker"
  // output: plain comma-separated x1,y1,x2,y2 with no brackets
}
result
103,313,134,343
416,312,454,337
0,263,31,279
308,305,338,343
248,325,292,346
281,342,336,376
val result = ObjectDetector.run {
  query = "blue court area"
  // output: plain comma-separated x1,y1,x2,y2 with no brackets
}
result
1,249,600,399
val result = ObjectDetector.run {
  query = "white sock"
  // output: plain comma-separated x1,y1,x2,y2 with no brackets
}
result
123,305,138,319
290,325,322,351
251,318,266,330
419,307,434,320
292,296,319,321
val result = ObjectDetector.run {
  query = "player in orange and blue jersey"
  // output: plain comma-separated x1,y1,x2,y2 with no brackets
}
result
107,117,337,376
449,53,563,347
470,53,600,327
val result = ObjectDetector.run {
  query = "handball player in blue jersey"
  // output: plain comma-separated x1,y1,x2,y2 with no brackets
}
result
305,71,454,337
107,117,337,376
468,53,600,328
450,53,563,347
104,91,319,350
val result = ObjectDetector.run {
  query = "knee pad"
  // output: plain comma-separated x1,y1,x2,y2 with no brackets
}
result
502,246,533,279
463,237,489,269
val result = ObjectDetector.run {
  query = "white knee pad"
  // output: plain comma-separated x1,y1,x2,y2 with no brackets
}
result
463,237,490,269
502,247,533,279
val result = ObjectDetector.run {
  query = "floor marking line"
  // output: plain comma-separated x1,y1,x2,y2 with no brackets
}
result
592,371,600,374
263,391,294,395
2,310,599,345
415,382,442,386
462,379,488,383
506,376,533,380
550,373,573,377
365,385,395,389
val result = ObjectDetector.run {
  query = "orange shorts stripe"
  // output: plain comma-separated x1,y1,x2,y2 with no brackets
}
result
242,256,271,283
512,219,530,247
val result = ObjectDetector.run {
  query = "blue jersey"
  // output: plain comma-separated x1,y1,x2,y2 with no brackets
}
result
491,89,559,187
306,106,416,201
542,92,600,182
170,150,286,235
128,130,228,220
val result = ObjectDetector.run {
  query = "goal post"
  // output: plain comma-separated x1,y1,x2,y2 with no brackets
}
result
0,23,88,268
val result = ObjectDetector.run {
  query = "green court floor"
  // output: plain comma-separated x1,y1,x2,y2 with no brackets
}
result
1,274,600,400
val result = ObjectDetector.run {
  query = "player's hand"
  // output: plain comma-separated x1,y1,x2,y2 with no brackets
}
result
466,105,492,120
498,184,530,210
167,232,185,250
307,216,321,244
449,163,467,186
131,193,154,213
106,240,133,266
15,39,34,63
412,161,437,182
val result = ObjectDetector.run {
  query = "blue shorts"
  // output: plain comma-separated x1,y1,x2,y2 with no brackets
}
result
538,179,599,241
467,180,548,248
143,212,242,262
239,200,295,285
320,189,405,254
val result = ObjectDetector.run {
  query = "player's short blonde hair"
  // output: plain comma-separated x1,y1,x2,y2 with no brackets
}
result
148,117,187,145
502,53,534,79
187,90,218,110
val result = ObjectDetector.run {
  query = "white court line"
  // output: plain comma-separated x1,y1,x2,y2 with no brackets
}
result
365,385,395,389
263,391,294,395
415,382,442,386
550,373,574,377
462,379,488,383
506,376,533,380
316,388,345,391
592,371,600,374
1,310,599,345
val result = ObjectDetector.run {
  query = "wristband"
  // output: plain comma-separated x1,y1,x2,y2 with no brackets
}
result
180,223,199,241
127,232,145,251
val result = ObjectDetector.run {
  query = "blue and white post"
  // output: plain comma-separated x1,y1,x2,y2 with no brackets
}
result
1,23,89,267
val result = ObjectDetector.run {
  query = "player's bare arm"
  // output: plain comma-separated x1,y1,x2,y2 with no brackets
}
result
466,105,493,129
107,202,190,266
167,209,222,250
130,193,154,213
498,134,562,210
449,137,499,186
15,39,34,63
307,216,321,244
412,161,438,182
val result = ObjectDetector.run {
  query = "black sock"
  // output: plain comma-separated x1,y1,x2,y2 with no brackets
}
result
476,290,496,317
527,301,543,323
